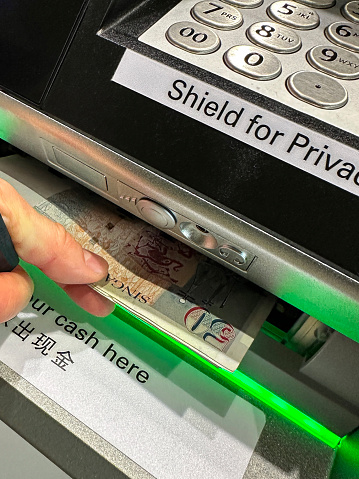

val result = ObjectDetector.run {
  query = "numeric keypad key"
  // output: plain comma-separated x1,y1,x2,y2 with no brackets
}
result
191,1,243,30
222,0,263,7
267,1,320,30
342,1,359,23
296,0,334,7
326,22,359,53
307,45,359,79
166,22,221,53
247,22,302,53
224,45,282,79
287,71,348,109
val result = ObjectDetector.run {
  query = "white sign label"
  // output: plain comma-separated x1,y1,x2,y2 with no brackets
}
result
0,296,265,479
113,50,359,197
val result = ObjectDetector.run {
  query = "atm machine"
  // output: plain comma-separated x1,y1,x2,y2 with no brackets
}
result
0,1,359,478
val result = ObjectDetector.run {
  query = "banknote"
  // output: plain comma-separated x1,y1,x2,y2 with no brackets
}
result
0,155,275,371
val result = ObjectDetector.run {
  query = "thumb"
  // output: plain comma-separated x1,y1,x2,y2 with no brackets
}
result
0,178,108,284
0,179,114,322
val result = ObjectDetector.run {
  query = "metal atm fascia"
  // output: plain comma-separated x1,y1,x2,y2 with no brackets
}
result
0,0,358,340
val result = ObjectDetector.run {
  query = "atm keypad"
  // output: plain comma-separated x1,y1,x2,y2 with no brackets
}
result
142,0,359,111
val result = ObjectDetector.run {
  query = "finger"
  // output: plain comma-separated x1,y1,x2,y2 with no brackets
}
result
60,284,115,317
0,265,34,323
0,179,108,284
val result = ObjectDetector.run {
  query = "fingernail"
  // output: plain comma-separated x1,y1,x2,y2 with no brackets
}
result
83,249,108,276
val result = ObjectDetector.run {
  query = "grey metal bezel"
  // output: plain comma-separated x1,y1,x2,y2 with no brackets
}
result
0,91,358,336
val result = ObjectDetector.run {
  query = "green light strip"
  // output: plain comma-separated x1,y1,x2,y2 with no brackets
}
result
222,369,341,449
114,304,342,449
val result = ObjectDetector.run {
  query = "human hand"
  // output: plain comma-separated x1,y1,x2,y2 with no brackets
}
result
0,178,114,323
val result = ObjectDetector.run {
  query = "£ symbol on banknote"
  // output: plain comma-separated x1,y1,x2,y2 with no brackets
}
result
184,307,236,351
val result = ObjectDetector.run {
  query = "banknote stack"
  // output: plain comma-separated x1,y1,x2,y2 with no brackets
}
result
0,155,275,371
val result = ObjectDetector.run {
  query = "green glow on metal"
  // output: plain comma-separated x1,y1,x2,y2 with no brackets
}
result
114,303,342,449
0,109,14,142
329,433,359,476
261,321,287,343
226,369,341,449
279,274,359,344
